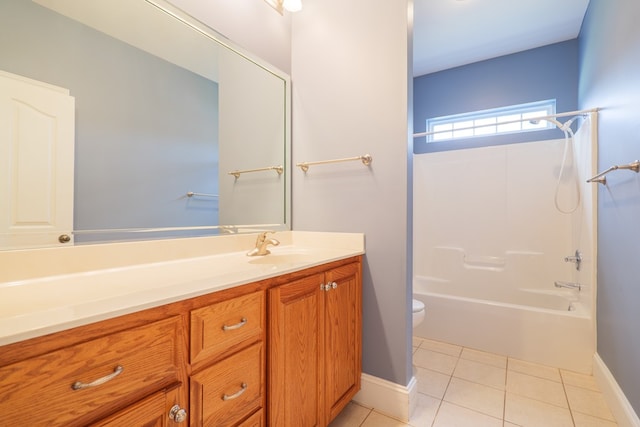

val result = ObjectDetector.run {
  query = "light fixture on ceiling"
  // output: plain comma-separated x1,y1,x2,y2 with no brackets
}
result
263,0,302,14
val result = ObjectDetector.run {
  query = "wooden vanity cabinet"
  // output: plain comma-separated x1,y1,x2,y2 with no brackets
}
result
268,272,325,426
188,290,266,426
0,314,189,427
92,387,183,427
0,255,361,427
324,262,362,422
268,260,362,426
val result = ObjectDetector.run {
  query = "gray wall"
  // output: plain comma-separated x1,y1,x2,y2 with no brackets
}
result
168,0,292,74
291,0,413,386
0,0,219,237
579,0,640,413
170,0,414,387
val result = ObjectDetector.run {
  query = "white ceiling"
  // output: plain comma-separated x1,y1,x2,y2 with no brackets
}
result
413,0,590,77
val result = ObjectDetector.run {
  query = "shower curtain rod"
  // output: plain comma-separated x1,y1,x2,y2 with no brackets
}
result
413,107,599,138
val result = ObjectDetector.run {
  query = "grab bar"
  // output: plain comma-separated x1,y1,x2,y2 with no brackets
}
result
587,160,640,185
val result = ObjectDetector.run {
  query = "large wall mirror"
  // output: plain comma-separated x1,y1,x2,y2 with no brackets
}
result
0,0,290,250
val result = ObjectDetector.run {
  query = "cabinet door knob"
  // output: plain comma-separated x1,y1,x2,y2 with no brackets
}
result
331,281,338,289
58,234,71,243
169,404,187,423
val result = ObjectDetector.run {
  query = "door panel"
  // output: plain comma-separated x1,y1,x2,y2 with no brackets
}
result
0,70,75,249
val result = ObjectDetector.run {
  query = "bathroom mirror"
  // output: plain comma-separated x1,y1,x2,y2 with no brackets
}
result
0,0,290,250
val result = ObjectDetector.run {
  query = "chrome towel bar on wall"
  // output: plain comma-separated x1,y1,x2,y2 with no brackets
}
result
296,154,372,172
587,160,640,185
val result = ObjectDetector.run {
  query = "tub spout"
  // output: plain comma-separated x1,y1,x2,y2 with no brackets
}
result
554,281,581,291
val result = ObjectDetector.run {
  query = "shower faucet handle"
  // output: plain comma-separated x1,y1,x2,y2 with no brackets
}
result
564,250,582,271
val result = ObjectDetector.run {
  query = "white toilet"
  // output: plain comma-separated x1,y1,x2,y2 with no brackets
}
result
412,298,425,328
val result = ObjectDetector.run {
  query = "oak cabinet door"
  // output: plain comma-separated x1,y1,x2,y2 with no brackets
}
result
93,387,185,427
324,262,362,422
268,273,325,427
268,260,362,426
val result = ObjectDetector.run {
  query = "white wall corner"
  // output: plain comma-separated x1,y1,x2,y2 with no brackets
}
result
353,373,418,422
593,353,640,427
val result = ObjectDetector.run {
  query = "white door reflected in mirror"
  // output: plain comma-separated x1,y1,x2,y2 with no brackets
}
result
0,71,75,250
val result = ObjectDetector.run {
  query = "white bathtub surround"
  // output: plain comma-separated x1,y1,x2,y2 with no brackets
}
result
413,116,598,373
414,276,593,373
0,230,364,345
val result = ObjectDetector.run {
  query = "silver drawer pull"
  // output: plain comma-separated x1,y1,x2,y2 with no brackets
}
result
222,317,247,331
222,382,247,401
71,365,124,390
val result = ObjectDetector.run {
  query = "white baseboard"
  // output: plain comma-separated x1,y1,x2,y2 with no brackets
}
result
352,373,417,422
593,353,640,427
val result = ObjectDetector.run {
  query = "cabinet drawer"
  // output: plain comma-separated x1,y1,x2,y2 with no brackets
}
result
190,342,264,427
190,290,264,365
238,409,264,426
92,390,166,427
0,316,184,427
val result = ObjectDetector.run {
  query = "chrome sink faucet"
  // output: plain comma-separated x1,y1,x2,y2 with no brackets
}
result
247,231,280,256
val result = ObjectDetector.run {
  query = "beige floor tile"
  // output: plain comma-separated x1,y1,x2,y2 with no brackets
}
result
408,393,440,427
418,338,463,357
560,369,599,391
329,402,372,426
460,348,507,369
361,411,410,427
572,411,619,427
432,402,502,427
503,422,522,427
413,348,458,375
504,393,573,427
413,337,424,348
565,384,616,421
453,358,506,390
508,358,561,382
443,377,505,419
506,370,568,408
415,366,451,399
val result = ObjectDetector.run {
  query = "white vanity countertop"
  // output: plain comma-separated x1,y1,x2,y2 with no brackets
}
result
0,231,364,346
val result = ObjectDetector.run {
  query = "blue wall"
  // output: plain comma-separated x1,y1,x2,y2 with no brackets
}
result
414,40,579,153
579,0,640,414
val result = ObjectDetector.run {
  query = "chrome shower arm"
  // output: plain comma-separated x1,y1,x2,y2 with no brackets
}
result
587,160,640,185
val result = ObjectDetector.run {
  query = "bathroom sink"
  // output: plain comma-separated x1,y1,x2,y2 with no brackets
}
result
246,246,322,266
247,253,317,266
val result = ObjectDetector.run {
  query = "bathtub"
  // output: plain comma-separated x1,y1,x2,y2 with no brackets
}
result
413,275,595,373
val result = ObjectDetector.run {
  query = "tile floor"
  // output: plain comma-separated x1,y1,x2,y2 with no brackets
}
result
329,337,618,427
